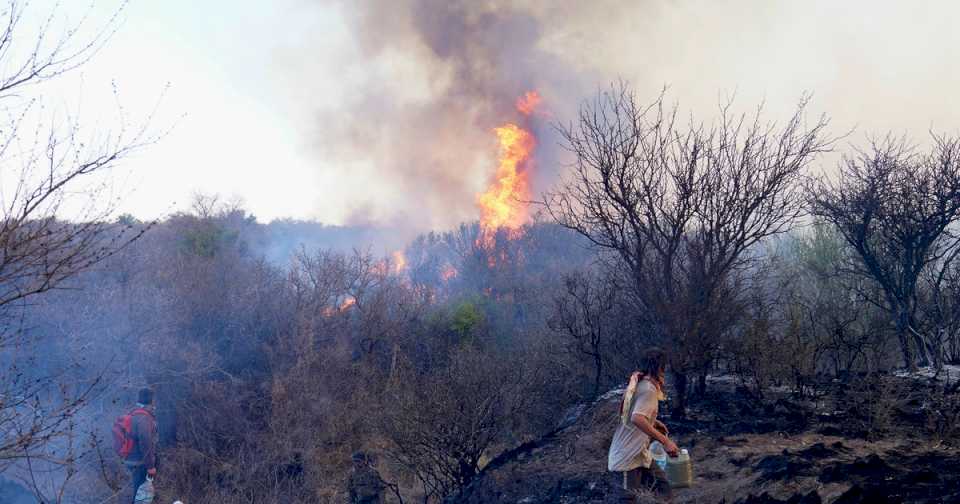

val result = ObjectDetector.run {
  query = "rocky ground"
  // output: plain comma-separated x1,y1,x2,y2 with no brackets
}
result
448,374,960,504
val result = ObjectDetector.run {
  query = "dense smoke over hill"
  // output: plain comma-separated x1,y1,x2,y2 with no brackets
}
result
310,0,585,230
298,0,960,230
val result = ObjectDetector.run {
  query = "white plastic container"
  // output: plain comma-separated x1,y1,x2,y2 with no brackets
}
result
649,441,667,470
666,448,693,488
134,476,155,503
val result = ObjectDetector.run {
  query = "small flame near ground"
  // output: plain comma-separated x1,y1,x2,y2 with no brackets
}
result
441,264,458,282
322,295,356,317
477,91,540,248
392,250,407,274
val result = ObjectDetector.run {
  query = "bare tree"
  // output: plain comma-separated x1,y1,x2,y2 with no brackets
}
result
548,269,618,399
0,0,155,312
542,82,832,415
379,346,525,502
787,222,888,376
921,257,960,365
810,135,960,370
0,0,157,478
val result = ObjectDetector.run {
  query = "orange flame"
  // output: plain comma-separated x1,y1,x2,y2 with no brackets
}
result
477,91,540,246
440,264,458,282
478,124,533,230
516,91,542,116
392,250,407,274
322,295,356,317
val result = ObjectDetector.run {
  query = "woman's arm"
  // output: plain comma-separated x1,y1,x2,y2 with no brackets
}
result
654,419,669,435
632,414,679,456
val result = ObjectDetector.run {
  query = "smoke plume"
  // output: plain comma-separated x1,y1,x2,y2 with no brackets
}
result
307,0,585,231
298,0,960,231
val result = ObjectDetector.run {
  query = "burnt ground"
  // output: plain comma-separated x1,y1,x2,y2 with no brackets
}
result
447,376,960,504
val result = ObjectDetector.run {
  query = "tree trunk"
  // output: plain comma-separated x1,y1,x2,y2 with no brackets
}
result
696,372,707,397
908,325,931,368
592,352,603,399
389,342,400,382
672,370,688,419
896,309,917,371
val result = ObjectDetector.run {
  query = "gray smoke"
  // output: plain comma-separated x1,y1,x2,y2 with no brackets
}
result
293,0,960,230
308,0,586,231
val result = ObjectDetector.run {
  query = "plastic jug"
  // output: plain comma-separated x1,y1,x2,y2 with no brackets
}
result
134,476,155,503
649,441,667,470
666,448,693,488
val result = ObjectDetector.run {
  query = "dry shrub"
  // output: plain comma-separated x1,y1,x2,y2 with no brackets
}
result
842,372,904,439
728,310,797,398
158,375,324,504
267,344,372,503
379,345,527,501
925,385,960,443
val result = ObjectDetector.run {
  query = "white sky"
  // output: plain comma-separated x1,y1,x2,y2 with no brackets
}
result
25,0,960,226
33,0,346,223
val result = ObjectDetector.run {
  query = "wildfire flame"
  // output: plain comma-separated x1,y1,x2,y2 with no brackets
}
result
440,264,458,282
392,250,407,274
322,295,356,317
477,91,540,246
515,91,542,116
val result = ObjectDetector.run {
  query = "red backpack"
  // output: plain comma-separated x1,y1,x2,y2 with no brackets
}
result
112,408,152,459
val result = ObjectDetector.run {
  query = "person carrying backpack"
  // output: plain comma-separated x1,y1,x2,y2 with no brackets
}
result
608,348,677,503
114,387,158,503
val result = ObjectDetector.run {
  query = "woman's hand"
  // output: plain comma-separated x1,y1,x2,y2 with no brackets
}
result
662,438,680,457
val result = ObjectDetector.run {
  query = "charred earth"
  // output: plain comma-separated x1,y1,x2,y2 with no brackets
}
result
447,373,960,504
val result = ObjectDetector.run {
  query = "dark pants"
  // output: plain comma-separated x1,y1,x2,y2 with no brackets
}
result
623,465,672,502
129,465,148,503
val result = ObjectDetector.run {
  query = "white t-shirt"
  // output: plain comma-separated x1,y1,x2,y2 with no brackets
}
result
607,379,659,471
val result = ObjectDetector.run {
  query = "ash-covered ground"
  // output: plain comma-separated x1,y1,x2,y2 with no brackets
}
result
448,370,960,504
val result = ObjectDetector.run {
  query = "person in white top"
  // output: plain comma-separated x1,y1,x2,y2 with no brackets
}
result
607,348,677,502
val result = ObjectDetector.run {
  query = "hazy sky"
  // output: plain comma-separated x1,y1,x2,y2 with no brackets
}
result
33,0,960,229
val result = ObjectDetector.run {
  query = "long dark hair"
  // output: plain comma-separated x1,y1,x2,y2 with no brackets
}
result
638,347,668,386
620,347,668,417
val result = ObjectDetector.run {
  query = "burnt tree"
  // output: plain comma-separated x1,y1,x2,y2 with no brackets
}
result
543,83,831,416
810,135,960,370
548,270,618,399
379,346,525,501
922,255,960,365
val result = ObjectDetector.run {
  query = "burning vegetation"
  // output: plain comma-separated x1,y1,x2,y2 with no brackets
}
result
477,91,541,248
9,96,960,503
7,2,960,504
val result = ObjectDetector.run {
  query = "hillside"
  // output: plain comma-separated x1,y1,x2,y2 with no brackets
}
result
448,374,960,504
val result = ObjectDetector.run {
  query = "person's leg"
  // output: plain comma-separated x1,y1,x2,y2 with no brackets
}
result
623,467,640,490
130,465,147,503
639,466,673,502
623,468,644,503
